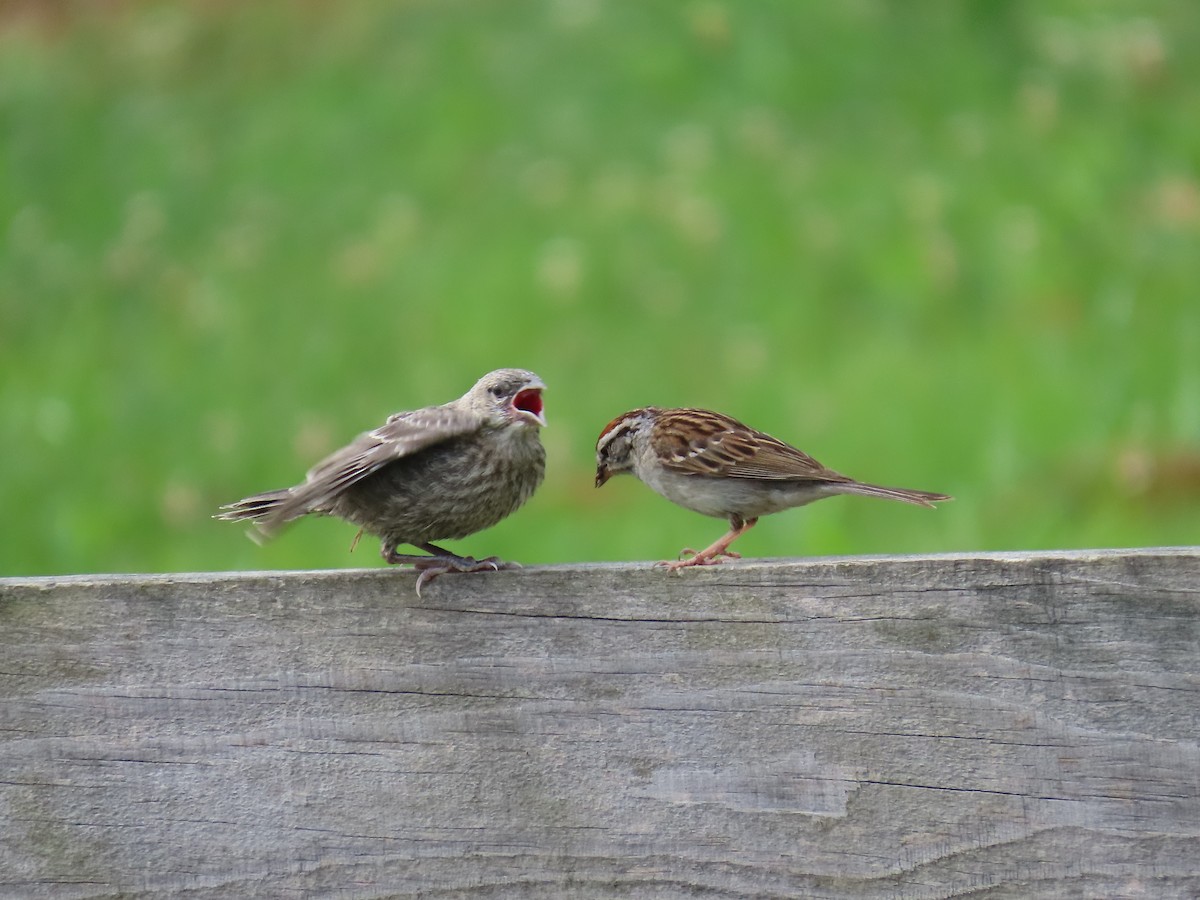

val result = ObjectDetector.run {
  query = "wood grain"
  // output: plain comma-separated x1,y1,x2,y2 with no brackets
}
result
2,549,1198,898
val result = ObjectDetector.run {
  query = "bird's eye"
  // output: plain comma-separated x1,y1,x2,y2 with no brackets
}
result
488,386,505,398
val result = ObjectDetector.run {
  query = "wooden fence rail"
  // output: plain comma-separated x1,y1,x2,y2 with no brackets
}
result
2,548,1198,898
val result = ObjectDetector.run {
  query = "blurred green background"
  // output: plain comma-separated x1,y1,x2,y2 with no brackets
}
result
2,0,1197,576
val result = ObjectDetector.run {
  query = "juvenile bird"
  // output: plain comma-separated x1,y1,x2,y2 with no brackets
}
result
218,369,547,592
595,406,950,571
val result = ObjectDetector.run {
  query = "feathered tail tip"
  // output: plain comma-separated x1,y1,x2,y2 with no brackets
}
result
214,489,290,544
841,482,953,508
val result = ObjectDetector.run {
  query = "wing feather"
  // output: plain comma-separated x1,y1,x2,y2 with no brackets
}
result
259,404,482,534
652,409,851,483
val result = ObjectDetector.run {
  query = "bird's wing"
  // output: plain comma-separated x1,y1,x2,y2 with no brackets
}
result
652,408,850,483
259,404,482,533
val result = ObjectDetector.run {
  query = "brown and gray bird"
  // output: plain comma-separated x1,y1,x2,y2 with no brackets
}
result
218,368,547,592
595,406,951,571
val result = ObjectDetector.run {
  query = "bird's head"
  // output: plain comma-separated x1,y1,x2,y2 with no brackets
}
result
594,407,656,487
467,368,546,429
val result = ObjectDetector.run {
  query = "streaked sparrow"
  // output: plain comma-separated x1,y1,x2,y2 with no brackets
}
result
595,406,951,570
218,368,547,592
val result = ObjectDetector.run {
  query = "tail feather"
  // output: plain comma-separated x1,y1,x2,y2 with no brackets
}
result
215,489,291,521
215,489,295,543
836,481,952,508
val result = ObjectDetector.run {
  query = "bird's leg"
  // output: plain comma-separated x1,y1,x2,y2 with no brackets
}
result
381,541,518,595
656,517,758,573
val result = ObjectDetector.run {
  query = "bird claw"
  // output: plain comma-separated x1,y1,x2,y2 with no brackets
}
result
675,547,741,561
654,548,740,574
474,556,520,571
411,555,516,596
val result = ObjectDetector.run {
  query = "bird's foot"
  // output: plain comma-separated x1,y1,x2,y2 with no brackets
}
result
381,543,520,595
678,546,742,562
395,554,518,596
654,548,740,573
413,555,520,595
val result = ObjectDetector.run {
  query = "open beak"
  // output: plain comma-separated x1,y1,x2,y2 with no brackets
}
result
511,385,546,427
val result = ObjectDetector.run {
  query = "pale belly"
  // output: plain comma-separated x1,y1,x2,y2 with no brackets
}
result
636,465,836,520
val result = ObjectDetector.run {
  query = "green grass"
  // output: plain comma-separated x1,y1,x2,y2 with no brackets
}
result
2,1,1197,576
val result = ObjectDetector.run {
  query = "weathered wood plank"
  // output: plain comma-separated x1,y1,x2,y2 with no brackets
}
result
2,549,1198,899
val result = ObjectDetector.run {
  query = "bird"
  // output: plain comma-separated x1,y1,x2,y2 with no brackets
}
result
594,406,951,571
217,368,547,593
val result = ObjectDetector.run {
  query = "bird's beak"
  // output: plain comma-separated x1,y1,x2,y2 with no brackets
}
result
595,466,610,488
511,385,546,427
